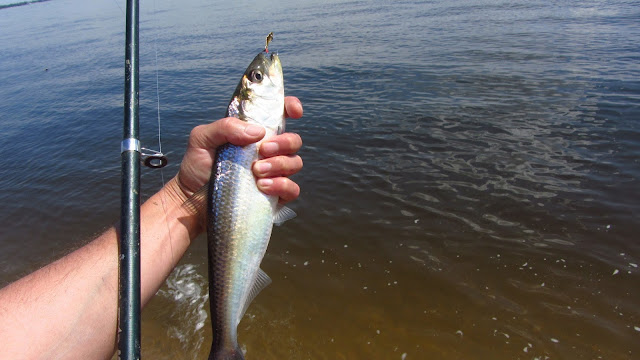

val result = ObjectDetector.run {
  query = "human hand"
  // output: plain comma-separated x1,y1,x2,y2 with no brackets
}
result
170,96,303,209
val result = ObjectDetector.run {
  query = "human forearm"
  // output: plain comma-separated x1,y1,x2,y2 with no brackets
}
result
0,226,120,359
0,178,196,359
137,176,200,305
0,98,303,359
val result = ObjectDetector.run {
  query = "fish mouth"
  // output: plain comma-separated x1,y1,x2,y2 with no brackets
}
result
264,52,282,79
247,51,282,82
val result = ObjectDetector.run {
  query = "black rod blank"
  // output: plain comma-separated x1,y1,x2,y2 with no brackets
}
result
119,0,141,358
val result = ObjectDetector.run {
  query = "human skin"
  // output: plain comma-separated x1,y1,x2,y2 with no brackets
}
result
0,97,304,359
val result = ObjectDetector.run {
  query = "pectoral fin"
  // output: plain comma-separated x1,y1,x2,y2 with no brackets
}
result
273,205,296,226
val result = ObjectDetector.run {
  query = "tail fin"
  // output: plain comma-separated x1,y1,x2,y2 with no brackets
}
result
208,345,244,360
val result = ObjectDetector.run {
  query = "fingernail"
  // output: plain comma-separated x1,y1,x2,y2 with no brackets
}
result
254,161,272,174
262,142,279,154
245,124,264,136
257,178,273,188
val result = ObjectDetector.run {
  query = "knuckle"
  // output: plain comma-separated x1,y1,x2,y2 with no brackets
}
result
294,134,303,150
189,125,208,146
282,133,301,151
189,124,205,138
270,177,300,204
218,117,237,132
285,180,301,200
278,157,290,172
275,156,300,176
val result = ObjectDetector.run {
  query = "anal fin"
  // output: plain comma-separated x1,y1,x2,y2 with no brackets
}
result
237,268,272,325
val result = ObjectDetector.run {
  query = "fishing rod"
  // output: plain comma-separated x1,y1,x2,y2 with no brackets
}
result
119,0,168,357
119,0,141,357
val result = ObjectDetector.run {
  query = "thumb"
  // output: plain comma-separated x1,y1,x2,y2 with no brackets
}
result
189,117,265,150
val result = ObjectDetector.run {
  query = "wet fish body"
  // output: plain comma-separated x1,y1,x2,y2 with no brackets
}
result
207,48,293,360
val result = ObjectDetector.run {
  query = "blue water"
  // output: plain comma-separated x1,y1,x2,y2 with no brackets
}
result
1,0,639,359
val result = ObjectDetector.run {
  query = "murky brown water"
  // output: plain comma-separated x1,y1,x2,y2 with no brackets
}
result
2,0,639,359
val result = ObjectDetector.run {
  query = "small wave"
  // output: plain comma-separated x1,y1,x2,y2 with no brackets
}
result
0,0,50,10
157,264,209,355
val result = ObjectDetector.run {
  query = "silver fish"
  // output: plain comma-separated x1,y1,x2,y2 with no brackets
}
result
207,37,295,360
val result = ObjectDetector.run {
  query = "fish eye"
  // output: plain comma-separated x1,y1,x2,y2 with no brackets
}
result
249,70,263,83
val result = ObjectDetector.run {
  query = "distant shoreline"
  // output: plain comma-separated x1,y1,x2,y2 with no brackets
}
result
0,0,51,10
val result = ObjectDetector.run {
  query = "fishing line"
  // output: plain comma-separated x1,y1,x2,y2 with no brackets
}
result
150,17,166,174
138,0,167,170
111,0,124,15
155,42,163,156
149,0,178,265
112,0,166,169
151,0,163,157
113,0,179,265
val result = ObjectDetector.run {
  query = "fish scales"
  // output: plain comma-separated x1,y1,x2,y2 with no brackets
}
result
208,142,276,358
206,35,293,360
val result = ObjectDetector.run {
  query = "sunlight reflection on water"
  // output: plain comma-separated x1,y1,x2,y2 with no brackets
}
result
1,0,639,359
